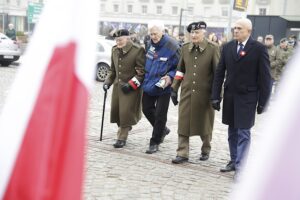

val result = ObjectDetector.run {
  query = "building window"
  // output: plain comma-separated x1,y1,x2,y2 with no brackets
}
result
221,7,228,16
259,8,267,15
172,6,178,15
113,4,119,13
128,5,133,13
142,5,147,14
187,7,194,15
100,4,106,12
204,7,212,17
157,6,162,14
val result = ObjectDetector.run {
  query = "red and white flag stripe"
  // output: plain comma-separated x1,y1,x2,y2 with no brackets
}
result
0,0,97,199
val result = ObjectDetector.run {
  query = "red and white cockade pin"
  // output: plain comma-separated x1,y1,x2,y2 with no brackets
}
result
240,51,246,57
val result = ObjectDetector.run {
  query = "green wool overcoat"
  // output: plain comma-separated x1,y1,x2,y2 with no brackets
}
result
172,39,220,137
104,41,145,126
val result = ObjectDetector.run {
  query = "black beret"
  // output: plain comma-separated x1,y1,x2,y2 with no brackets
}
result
187,21,207,33
113,29,129,38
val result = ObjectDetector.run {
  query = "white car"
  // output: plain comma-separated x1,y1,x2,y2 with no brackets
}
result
95,38,114,82
0,33,21,66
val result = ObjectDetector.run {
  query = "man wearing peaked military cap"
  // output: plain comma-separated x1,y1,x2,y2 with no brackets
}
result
113,29,130,37
103,28,146,148
171,20,220,164
186,21,207,33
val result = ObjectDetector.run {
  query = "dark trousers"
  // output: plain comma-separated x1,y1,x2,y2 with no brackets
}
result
228,126,251,171
142,92,170,145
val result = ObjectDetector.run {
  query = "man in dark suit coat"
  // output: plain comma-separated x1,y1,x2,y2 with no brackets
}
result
211,18,272,180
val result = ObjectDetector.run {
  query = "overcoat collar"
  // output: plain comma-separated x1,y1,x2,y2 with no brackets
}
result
188,38,208,52
114,40,133,55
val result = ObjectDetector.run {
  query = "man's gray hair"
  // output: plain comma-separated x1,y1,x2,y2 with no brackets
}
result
148,20,165,32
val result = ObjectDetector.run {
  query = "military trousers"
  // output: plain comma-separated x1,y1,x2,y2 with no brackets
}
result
117,126,132,141
176,134,212,158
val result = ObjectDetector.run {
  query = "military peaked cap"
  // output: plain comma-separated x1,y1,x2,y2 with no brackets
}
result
187,21,207,33
113,29,129,37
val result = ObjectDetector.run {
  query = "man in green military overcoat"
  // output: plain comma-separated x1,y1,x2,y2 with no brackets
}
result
103,29,145,148
171,21,220,164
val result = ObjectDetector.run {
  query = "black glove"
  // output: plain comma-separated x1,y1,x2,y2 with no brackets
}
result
121,83,133,94
257,105,264,114
211,100,220,111
103,83,110,92
171,90,178,106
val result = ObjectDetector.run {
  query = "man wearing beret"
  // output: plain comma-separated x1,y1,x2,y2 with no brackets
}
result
103,29,146,148
211,18,272,180
278,37,293,79
142,20,180,154
171,21,220,164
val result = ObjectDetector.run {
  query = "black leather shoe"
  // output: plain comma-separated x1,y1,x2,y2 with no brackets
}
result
220,161,235,172
145,144,159,154
160,127,170,143
113,140,126,148
172,156,188,164
199,153,209,161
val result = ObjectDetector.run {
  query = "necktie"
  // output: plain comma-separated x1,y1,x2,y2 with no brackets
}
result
237,43,244,57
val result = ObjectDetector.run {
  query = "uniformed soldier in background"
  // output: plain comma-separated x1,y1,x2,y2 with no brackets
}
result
103,29,145,148
171,21,220,164
278,37,293,77
264,34,283,90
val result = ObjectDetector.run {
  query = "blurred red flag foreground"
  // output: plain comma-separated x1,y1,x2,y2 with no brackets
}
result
231,48,300,200
0,0,97,199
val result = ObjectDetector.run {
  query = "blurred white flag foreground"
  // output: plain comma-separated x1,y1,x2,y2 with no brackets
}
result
0,0,97,199
232,48,300,200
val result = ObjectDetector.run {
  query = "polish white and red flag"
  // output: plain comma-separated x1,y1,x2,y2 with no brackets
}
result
232,48,300,200
0,0,97,199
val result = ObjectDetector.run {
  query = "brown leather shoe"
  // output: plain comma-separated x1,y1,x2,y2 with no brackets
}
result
220,161,235,172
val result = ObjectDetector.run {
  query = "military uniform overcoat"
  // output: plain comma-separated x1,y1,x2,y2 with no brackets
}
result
172,39,220,137
104,41,145,126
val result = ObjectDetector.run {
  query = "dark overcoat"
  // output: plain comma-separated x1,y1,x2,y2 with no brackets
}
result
211,37,272,129
104,41,145,126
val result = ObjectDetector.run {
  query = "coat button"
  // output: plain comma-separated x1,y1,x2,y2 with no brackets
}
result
119,58,121,60
194,65,196,68
195,57,197,59
192,89,195,92
119,72,121,74
119,65,121,67
193,81,195,84
193,73,196,76
118,79,121,81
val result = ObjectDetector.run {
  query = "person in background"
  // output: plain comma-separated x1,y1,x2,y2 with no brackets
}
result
105,28,115,40
130,31,141,45
171,21,220,164
103,29,145,148
257,35,264,44
277,38,293,80
178,32,185,46
142,20,180,154
264,34,283,90
5,23,16,41
211,18,272,181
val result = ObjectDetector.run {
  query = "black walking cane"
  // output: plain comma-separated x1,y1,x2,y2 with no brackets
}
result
100,90,107,141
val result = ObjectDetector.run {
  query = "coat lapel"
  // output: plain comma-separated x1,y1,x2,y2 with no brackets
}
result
231,40,239,61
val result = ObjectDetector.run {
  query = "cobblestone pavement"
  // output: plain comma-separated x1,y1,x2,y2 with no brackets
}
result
0,66,267,200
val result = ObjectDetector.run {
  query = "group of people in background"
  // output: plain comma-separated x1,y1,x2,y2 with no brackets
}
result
102,17,296,181
256,34,295,92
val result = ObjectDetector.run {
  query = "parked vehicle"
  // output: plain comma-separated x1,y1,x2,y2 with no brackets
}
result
95,38,114,82
0,33,21,66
